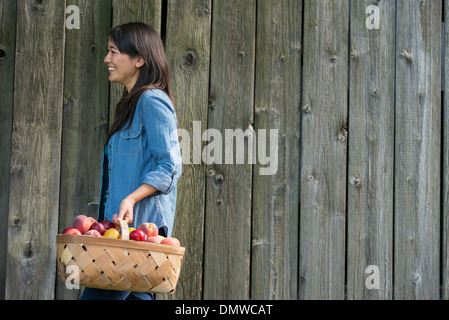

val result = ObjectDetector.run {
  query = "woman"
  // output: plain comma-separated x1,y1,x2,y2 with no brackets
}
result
81,22,182,300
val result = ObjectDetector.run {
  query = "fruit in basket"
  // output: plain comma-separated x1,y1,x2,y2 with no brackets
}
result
138,223,158,238
90,222,106,235
128,227,136,233
146,235,164,244
72,215,95,234
85,230,101,237
104,228,121,239
130,229,146,241
101,219,116,230
161,237,180,247
62,227,82,235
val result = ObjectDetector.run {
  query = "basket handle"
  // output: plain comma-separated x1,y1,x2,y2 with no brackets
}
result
119,219,130,240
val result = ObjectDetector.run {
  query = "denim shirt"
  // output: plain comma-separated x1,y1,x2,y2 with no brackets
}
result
98,89,182,237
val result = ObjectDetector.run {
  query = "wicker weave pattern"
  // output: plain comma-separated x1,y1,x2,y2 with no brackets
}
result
56,235,184,294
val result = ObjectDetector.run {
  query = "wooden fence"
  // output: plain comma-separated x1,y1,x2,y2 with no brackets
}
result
0,0,448,300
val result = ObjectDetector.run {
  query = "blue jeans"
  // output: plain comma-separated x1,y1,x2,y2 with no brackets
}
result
80,287,154,300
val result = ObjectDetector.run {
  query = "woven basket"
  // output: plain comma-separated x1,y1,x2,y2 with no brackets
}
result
56,220,185,294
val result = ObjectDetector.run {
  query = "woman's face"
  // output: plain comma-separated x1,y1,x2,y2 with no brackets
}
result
104,39,144,92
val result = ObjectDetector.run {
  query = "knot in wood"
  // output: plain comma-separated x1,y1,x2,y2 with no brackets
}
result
31,0,47,15
0,47,6,61
23,241,35,260
338,127,348,142
413,273,422,284
9,216,22,230
400,49,413,62
303,104,312,114
352,176,361,189
208,97,216,110
182,50,197,70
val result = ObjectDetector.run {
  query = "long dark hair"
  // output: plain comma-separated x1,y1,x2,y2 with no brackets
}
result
106,22,175,143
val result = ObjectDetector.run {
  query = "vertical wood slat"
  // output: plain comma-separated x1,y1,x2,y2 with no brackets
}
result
394,0,442,300
299,0,349,300
109,0,162,128
346,0,395,300
203,0,256,300
162,0,212,300
6,0,66,300
0,0,17,300
443,0,449,301
56,0,112,300
250,0,301,300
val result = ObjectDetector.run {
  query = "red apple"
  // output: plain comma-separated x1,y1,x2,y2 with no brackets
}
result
62,227,82,235
62,227,72,234
138,223,158,238
85,230,101,237
130,229,146,242
90,222,106,235
72,215,94,234
160,237,180,247
146,236,163,244
101,220,115,230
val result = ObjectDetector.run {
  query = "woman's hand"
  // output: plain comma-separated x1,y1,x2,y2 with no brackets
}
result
112,184,158,228
113,197,135,228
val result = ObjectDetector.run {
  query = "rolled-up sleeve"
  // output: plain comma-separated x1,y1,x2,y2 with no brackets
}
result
140,91,181,195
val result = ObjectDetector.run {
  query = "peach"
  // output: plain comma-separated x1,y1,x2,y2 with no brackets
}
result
73,215,94,234
62,227,82,235
138,223,158,238
85,230,101,237
160,237,180,247
146,236,163,244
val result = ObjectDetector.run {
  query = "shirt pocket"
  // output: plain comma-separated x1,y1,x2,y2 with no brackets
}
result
118,125,143,156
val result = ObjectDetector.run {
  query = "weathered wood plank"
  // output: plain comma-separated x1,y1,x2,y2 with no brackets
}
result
250,0,301,300
346,0,395,300
443,0,449,301
160,0,212,300
202,0,256,300
6,0,66,300
56,0,111,300
109,0,162,127
394,0,441,300
0,0,17,300
299,0,349,300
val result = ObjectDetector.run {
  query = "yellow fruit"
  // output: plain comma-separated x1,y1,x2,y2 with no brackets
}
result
128,227,136,233
104,228,120,239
